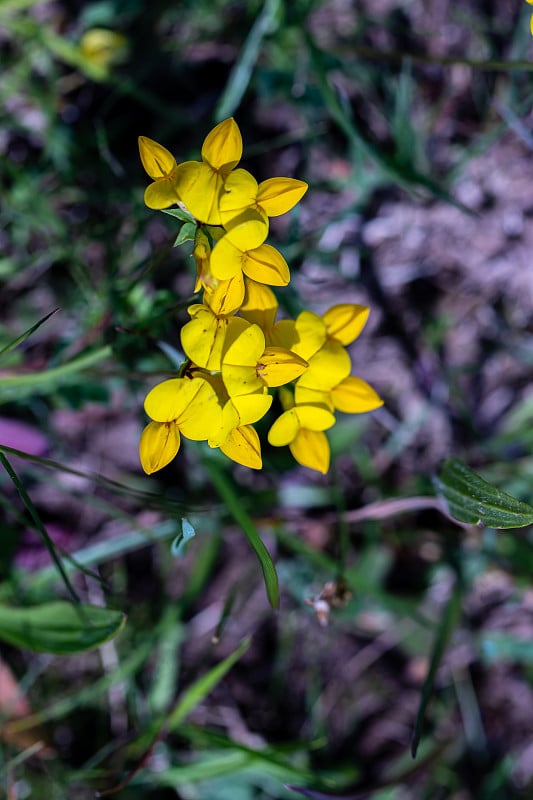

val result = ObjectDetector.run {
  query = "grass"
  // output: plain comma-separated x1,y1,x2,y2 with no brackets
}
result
1,0,533,798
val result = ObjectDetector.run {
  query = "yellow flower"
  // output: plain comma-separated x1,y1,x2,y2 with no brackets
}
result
219,168,308,228
79,28,128,80
197,374,263,468
208,211,291,288
222,317,307,390
174,118,242,224
268,392,336,474
181,303,232,372
239,278,279,336
296,374,383,414
139,376,220,473
220,425,262,469
273,304,371,392
138,136,181,210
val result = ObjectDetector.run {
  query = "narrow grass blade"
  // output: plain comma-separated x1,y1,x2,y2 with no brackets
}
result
167,636,250,730
205,459,279,608
0,451,80,604
435,457,533,528
411,581,462,757
0,602,125,654
8,640,152,731
305,35,470,211
0,345,112,402
0,308,59,362
215,0,281,120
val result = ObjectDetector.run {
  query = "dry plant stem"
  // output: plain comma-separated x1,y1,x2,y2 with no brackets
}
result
284,496,471,530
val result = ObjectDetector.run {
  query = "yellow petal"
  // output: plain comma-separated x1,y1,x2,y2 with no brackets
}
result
230,392,272,425
223,320,265,368
144,377,215,430
181,307,229,371
219,169,259,227
279,386,295,412
269,319,298,349
177,380,222,441
242,244,290,286
201,117,242,172
298,341,351,391
224,213,268,251
210,236,243,281
139,421,180,474
294,404,335,431
331,376,383,414
322,304,370,345
240,279,278,332
138,136,176,179
257,347,308,387
222,365,263,398
294,384,333,411
290,429,330,474
208,400,240,448
204,273,245,316
268,409,300,446
291,311,327,360
220,425,262,469
174,161,223,224
144,178,179,209
256,177,308,216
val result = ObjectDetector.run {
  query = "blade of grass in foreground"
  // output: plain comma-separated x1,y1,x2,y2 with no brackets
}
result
0,308,59,362
0,451,80,604
215,0,281,120
204,458,279,609
98,637,251,796
0,345,112,403
411,580,462,757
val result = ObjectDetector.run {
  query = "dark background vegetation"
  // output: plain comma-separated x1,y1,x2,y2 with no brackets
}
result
1,0,533,797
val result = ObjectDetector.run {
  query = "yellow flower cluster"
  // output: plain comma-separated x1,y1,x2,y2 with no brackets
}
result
138,118,383,475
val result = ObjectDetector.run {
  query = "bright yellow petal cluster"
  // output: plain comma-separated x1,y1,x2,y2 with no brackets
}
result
138,118,382,474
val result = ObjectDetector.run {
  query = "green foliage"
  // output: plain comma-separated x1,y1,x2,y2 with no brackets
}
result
0,602,125,653
436,457,533,529
1,0,533,797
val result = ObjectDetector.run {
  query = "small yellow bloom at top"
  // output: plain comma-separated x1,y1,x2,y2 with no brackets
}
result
138,136,180,209
174,118,242,225
79,28,128,80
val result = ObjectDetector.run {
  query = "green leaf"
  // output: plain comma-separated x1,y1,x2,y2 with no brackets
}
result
0,603,126,654
435,457,533,529
174,222,197,246
171,518,196,557
161,207,196,224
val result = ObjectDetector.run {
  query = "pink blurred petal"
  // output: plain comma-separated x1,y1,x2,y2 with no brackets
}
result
0,418,49,456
